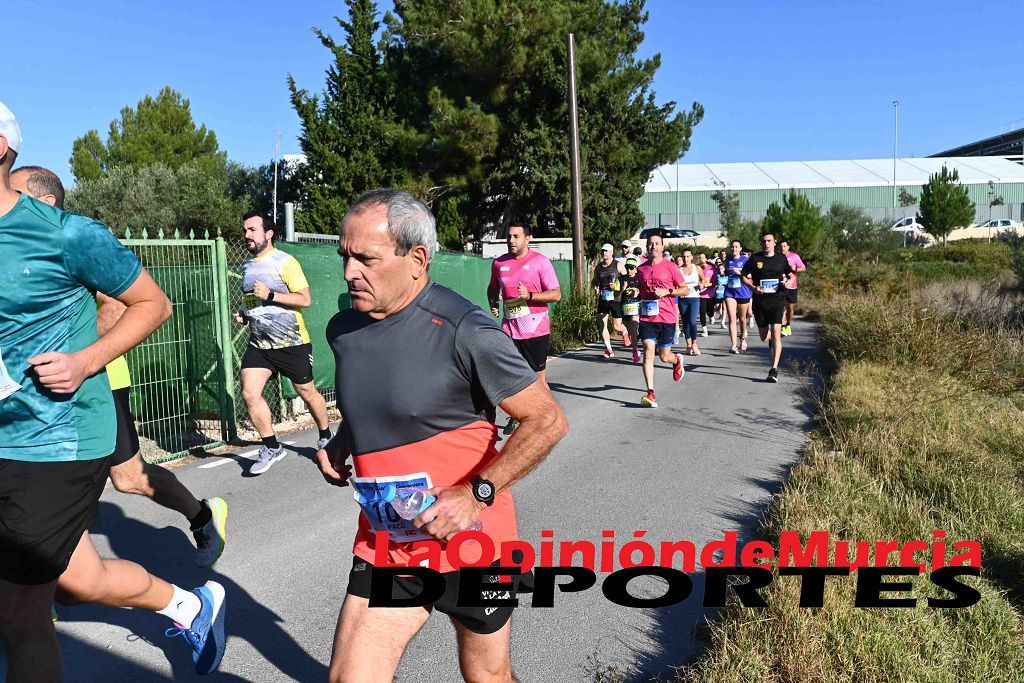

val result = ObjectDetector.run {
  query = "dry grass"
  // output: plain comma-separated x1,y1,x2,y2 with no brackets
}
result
673,289,1024,683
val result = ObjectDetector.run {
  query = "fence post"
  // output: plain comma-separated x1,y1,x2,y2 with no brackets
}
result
213,237,238,442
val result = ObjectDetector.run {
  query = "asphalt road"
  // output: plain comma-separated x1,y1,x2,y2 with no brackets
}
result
50,317,817,682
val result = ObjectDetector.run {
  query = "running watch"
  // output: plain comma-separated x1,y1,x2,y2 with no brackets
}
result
470,475,495,506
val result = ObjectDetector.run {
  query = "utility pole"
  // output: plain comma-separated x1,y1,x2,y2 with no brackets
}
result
567,33,585,292
273,129,282,226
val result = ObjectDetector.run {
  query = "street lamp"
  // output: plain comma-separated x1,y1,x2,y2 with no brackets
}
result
892,101,899,218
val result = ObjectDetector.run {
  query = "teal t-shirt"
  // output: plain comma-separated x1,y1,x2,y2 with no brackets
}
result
0,194,142,462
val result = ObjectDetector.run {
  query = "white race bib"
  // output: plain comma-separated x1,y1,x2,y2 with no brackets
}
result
0,348,22,401
728,274,742,288
600,289,615,301
760,278,780,294
505,297,530,320
640,300,660,317
622,301,640,317
352,472,435,543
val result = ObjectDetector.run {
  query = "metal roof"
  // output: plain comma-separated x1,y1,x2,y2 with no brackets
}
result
646,157,1024,192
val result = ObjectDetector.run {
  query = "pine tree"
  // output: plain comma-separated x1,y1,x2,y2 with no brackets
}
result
763,189,825,259
289,0,420,234
70,87,224,182
917,165,975,246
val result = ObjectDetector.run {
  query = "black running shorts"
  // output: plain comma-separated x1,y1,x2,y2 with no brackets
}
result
110,387,141,467
512,335,549,373
596,298,622,318
752,295,786,327
242,342,315,385
786,287,798,304
0,456,110,584
346,556,526,634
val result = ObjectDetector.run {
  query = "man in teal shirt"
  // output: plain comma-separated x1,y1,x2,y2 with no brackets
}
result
0,102,226,679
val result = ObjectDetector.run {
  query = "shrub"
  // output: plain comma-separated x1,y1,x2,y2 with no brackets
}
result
549,291,600,354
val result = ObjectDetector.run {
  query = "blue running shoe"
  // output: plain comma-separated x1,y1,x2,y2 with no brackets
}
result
165,581,226,675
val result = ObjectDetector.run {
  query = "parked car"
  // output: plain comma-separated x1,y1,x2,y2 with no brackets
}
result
637,226,702,247
977,218,1023,235
889,217,924,233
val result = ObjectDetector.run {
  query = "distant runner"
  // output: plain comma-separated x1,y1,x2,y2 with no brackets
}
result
488,218,562,434
697,252,717,337
618,257,642,362
636,233,687,407
593,243,626,357
741,232,794,383
236,212,333,475
676,248,702,355
780,238,806,337
724,240,751,354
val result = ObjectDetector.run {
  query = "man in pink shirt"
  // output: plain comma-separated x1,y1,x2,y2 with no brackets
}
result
780,239,806,337
488,219,562,431
636,233,688,408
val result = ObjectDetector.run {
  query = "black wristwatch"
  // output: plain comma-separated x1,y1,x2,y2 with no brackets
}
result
470,475,495,506
263,291,275,305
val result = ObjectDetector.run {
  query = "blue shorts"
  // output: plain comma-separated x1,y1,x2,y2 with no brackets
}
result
638,321,675,348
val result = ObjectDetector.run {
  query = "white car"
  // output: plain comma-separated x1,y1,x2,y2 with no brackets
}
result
977,218,1023,235
889,217,924,233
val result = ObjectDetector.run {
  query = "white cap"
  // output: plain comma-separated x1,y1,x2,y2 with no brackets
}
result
620,240,631,246
601,243,614,252
0,101,22,154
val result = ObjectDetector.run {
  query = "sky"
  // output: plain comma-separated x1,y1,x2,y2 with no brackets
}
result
4,0,1023,187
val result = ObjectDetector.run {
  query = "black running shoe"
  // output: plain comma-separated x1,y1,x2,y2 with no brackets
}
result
767,368,779,383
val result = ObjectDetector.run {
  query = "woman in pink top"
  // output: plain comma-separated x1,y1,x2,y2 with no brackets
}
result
697,252,717,338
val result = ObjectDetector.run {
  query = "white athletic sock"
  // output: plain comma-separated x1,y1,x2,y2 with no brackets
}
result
158,585,202,629
605,342,612,351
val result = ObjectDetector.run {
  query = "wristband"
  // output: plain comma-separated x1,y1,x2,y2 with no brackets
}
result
528,291,534,302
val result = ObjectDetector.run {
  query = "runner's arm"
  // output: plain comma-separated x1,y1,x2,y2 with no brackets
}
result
527,287,562,303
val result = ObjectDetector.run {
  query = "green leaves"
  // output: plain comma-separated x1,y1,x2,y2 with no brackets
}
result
763,189,827,260
917,165,976,246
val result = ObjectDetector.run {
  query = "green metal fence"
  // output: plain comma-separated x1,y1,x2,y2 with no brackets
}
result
119,230,236,463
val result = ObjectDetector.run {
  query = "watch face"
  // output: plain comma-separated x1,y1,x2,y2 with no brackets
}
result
477,482,494,500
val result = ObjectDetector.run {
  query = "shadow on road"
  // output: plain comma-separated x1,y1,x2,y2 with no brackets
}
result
54,502,328,682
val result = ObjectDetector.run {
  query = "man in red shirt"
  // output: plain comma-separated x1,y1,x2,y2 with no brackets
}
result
636,233,688,407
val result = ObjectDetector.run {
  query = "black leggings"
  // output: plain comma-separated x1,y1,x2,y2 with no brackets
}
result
699,298,716,327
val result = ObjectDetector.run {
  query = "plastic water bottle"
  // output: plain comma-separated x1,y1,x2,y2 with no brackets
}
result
390,487,482,531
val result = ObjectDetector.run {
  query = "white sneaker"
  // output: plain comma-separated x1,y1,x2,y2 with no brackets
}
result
316,436,331,451
701,328,708,337
250,445,286,475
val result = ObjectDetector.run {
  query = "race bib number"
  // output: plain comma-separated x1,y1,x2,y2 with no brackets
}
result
760,278,780,294
622,301,640,317
640,299,660,317
716,285,726,297
600,289,615,301
243,292,262,312
728,275,742,289
352,473,435,543
0,348,21,401
505,297,530,320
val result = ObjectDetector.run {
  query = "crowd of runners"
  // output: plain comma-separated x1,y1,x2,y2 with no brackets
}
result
0,97,806,682
586,232,806,407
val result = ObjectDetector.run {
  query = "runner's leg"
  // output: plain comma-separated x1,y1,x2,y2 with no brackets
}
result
737,302,750,347
55,533,174,611
241,368,275,437
453,617,517,683
0,577,61,683
294,381,330,431
771,323,783,368
329,594,430,683
642,339,656,391
726,298,739,348
598,312,611,351
109,453,202,520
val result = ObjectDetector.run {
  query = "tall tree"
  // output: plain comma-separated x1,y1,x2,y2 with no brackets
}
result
289,0,420,233
381,0,702,252
70,87,225,182
763,189,826,260
917,165,975,246
226,159,305,224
